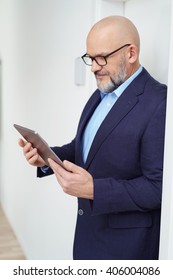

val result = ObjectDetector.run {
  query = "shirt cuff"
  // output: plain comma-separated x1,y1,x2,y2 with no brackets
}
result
40,166,49,173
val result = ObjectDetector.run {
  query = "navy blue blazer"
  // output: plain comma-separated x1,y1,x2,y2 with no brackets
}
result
38,68,167,260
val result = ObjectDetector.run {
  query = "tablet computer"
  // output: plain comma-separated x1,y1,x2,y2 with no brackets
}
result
14,124,64,168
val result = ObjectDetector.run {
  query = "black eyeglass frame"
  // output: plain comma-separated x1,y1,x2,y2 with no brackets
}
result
81,43,131,66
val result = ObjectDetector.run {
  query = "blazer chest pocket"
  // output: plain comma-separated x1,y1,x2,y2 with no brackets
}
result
108,211,152,229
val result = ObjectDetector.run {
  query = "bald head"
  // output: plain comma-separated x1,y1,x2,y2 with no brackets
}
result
85,16,141,92
87,15,140,55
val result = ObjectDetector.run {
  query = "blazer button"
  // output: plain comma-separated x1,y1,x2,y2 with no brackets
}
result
78,209,84,216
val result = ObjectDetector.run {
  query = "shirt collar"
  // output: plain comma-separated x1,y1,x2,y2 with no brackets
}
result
100,65,143,99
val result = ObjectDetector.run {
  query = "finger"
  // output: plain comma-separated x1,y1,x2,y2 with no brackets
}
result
48,158,71,180
28,153,39,165
48,158,64,173
23,142,33,155
25,147,37,161
48,159,74,193
63,160,85,175
18,138,26,148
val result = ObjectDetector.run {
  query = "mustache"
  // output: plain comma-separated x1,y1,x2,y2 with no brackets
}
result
94,70,108,76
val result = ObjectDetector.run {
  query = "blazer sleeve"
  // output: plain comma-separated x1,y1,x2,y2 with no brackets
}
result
92,98,166,215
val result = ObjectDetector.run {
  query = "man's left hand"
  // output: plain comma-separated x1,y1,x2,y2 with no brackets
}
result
48,158,94,199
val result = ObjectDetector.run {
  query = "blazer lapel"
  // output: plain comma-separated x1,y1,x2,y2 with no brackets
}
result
75,90,101,166
77,90,101,138
84,70,148,169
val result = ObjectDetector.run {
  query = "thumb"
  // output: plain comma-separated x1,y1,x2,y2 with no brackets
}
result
63,160,83,174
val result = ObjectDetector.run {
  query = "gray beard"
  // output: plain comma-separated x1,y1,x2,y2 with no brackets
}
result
96,58,127,93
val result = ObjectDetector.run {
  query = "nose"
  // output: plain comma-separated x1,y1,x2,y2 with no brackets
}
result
91,59,102,73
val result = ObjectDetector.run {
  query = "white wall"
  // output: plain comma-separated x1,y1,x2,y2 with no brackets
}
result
125,0,171,84
159,0,173,259
0,0,96,260
0,0,172,260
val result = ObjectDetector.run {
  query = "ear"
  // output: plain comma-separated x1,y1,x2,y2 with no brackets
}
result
128,45,138,63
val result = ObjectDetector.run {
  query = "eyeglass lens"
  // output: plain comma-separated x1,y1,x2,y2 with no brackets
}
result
84,56,106,66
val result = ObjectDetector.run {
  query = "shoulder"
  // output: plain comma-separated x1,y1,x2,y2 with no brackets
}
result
135,68,167,107
141,67,167,95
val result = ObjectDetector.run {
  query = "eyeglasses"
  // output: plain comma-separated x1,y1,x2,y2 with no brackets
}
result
81,44,131,66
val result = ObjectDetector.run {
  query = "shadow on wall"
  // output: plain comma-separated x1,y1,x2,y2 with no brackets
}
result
0,59,2,139
0,59,2,202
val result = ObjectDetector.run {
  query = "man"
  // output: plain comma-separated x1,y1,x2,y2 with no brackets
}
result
19,16,167,259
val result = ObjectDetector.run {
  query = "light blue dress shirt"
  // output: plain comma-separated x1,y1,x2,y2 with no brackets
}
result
82,66,143,163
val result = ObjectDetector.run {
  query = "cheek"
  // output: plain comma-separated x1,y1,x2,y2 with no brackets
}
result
107,61,120,75
108,69,117,79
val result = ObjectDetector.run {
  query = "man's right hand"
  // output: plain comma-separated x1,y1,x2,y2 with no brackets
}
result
18,138,47,167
